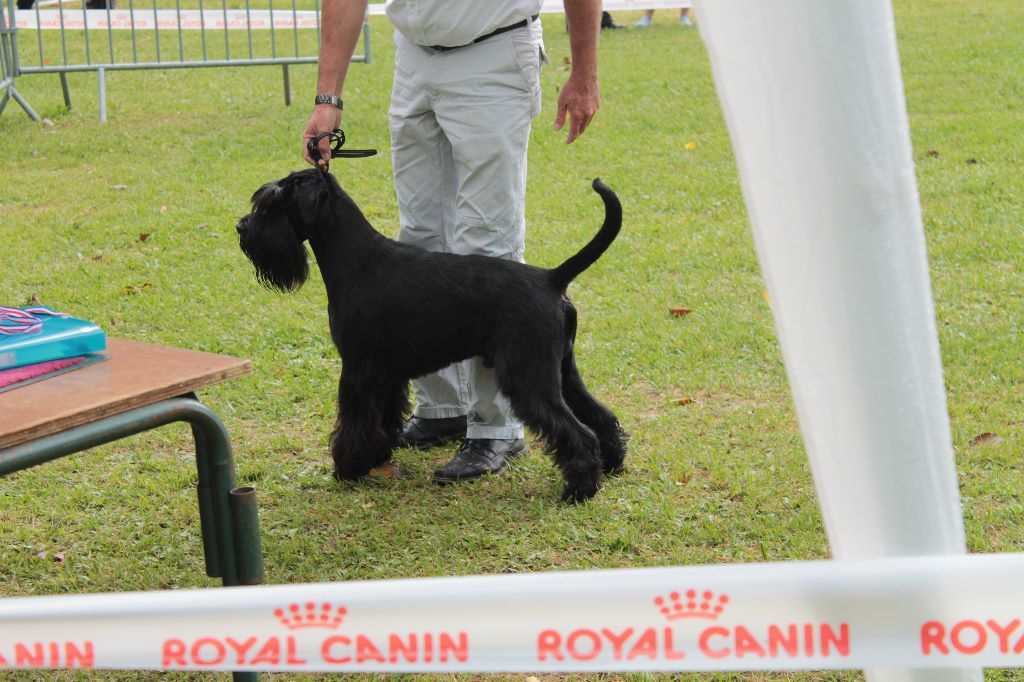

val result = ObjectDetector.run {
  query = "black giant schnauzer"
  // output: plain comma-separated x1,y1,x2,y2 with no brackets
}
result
237,169,627,502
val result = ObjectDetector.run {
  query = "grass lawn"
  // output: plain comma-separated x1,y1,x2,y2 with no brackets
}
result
1,1,1022,680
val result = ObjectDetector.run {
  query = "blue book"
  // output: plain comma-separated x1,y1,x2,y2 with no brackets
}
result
0,307,107,370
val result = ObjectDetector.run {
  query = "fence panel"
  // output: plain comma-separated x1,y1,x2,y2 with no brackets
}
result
3,0,370,120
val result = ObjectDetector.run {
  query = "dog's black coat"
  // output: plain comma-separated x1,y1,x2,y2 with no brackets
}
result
237,169,627,502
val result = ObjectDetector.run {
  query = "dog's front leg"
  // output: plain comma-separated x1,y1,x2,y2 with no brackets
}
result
330,371,409,480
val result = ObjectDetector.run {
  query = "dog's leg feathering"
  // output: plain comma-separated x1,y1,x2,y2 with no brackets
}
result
494,350,604,503
560,303,628,475
330,371,409,480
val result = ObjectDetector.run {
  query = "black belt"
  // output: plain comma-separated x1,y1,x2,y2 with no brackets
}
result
429,15,538,52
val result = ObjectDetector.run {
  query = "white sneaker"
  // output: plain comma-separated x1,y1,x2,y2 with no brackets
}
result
680,15,694,27
634,15,652,27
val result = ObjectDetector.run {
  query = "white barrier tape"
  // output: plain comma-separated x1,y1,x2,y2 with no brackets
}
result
14,2,691,30
2,553,1024,673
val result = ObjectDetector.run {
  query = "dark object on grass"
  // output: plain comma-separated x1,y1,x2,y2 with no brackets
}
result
601,11,624,29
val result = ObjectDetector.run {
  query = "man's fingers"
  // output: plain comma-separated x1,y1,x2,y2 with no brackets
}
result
303,136,316,166
553,103,567,132
319,139,333,168
555,89,597,143
564,107,594,144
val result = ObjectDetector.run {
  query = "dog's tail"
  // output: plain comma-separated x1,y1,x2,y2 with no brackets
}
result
548,179,622,291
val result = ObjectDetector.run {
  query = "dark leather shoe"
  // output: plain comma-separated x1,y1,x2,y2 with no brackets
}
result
433,438,526,483
396,415,467,450
601,11,624,29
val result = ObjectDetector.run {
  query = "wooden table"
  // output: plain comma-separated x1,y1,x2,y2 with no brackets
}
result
0,338,264,681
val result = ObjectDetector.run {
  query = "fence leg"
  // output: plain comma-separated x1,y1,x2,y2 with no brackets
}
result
0,83,40,120
362,20,371,64
97,66,106,122
1,5,41,122
59,72,72,111
281,63,290,106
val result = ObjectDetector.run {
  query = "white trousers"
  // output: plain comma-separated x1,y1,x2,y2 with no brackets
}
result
389,20,545,439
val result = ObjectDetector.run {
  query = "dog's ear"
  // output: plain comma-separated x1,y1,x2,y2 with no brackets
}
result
288,172,329,227
251,182,285,214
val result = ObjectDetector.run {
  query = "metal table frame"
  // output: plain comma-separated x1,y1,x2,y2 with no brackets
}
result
1,393,265,681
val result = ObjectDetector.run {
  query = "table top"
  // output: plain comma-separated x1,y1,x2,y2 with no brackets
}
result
0,338,252,449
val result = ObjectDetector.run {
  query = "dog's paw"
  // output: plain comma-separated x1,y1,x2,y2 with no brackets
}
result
603,463,626,477
561,478,600,504
332,466,365,481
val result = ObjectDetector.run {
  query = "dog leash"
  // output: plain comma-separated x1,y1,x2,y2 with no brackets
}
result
307,129,377,172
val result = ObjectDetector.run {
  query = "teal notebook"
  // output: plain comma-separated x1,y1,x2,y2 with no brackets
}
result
0,307,107,370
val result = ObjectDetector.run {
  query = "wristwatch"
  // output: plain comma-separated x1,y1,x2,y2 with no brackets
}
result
314,94,343,110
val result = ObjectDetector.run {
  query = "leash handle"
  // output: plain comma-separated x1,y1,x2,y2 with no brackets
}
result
307,129,377,171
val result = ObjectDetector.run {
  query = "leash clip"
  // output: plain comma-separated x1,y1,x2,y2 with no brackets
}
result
308,129,377,172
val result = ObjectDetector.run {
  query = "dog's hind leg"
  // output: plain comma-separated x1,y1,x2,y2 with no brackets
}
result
560,304,628,475
330,370,409,481
495,350,603,503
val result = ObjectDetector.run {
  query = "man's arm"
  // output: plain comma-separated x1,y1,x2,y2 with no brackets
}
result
302,0,369,168
556,0,601,144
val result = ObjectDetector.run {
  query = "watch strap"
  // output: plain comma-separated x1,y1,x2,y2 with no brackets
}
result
314,94,343,110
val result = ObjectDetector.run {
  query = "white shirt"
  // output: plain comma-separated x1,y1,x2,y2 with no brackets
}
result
385,0,543,48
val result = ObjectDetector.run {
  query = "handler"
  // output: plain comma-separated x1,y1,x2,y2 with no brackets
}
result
303,0,602,484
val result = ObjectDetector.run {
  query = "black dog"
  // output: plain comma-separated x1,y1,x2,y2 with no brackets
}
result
237,169,627,502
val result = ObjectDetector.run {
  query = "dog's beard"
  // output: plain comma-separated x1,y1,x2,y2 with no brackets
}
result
238,215,310,293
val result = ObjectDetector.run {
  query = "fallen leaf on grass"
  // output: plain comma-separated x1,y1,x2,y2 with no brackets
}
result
111,184,128,190
138,232,150,242
926,149,940,158
675,396,694,406
34,551,65,563
669,308,693,316
685,141,697,151
970,432,1003,447
123,283,152,295
369,462,401,479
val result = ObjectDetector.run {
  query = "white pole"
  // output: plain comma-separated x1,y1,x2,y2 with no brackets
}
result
691,2,979,681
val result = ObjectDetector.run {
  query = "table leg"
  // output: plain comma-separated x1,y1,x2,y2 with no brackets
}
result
0,397,266,679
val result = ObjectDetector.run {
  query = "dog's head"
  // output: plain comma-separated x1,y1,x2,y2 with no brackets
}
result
236,169,335,292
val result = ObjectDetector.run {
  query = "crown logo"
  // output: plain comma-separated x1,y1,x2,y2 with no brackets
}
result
654,590,729,621
274,602,348,630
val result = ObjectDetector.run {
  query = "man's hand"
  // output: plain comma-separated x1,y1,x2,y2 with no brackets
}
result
554,71,600,144
559,0,601,144
303,105,343,169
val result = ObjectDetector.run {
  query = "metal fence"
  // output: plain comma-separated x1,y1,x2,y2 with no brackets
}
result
0,0,36,118
2,0,371,121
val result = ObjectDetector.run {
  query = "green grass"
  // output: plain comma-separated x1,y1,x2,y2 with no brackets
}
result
1,1,1022,680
